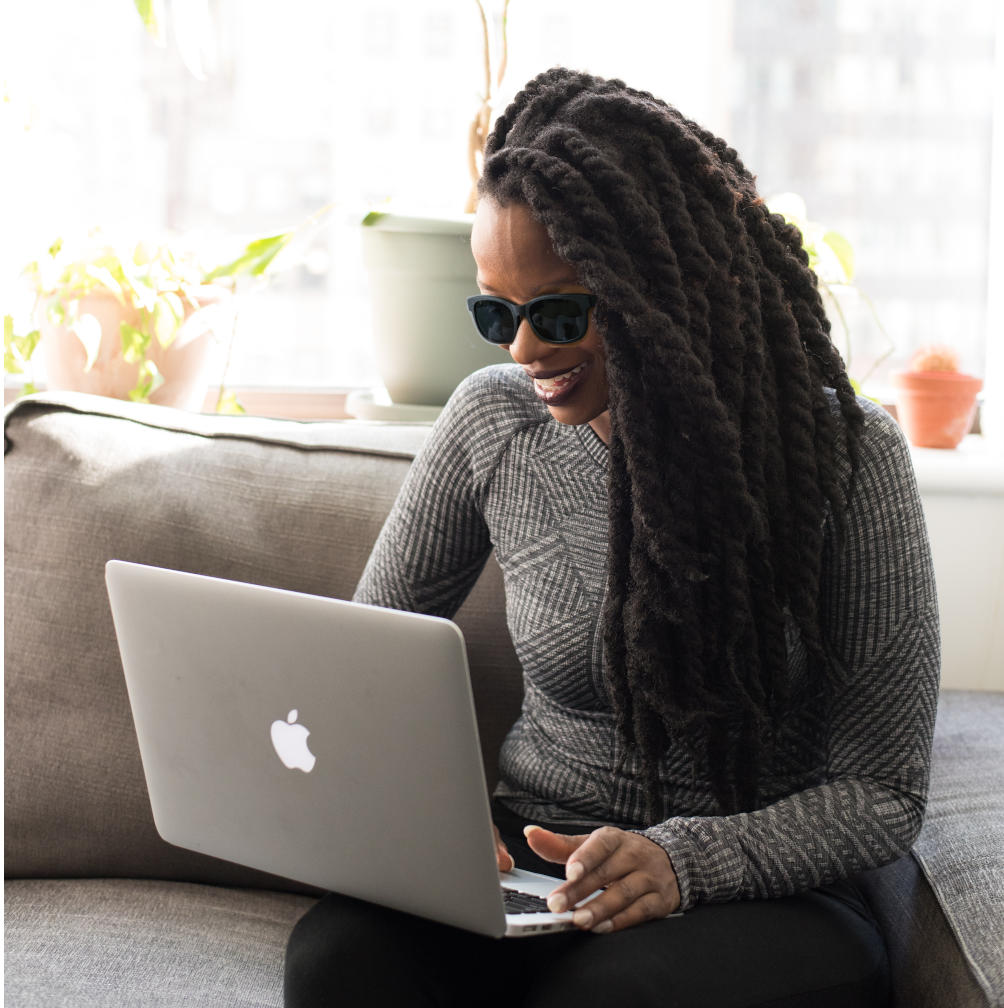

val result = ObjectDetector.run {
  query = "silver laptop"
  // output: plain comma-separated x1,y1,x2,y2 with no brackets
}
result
105,559,594,938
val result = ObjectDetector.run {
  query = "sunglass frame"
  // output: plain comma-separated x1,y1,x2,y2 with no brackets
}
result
466,293,598,346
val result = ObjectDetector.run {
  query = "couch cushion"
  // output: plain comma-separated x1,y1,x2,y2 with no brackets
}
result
4,392,523,886
859,853,990,1008
913,690,1004,1006
4,878,315,1007
858,689,1004,1008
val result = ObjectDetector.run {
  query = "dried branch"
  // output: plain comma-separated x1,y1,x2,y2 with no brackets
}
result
475,0,491,106
497,0,510,88
466,0,510,212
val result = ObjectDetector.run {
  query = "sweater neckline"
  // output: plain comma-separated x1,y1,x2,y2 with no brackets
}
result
575,422,609,469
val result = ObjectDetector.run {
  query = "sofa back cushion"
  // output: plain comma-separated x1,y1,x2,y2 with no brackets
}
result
4,393,522,889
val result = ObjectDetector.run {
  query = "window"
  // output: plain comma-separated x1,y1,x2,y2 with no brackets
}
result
3,0,1000,414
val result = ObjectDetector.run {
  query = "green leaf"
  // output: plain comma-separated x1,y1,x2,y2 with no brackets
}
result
152,300,181,349
361,211,388,227
83,263,125,300
204,233,293,281
47,298,66,325
822,230,855,283
215,389,246,415
133,0,165,43
766,192,807,228
3,317,41,375
161,290,185,324
118,263,157,312
120,322,151,364
71,313,103,372
129,359,163,402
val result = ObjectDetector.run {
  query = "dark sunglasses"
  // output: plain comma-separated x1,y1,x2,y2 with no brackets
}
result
466,293,598,346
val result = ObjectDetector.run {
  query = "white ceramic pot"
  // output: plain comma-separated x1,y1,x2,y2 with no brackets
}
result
360,213,506,407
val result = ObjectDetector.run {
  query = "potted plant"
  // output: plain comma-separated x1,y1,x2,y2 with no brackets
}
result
767,192,894,396
892,345,982,449
4,228,296,413
356,1,511,413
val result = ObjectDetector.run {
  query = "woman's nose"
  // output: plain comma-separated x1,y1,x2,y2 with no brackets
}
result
503,319,551,364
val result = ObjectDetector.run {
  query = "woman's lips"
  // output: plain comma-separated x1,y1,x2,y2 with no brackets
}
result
528,361,588,405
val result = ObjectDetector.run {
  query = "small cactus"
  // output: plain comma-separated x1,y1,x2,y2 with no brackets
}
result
909,345,960,373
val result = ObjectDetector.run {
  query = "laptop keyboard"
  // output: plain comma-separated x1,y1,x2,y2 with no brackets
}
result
501,886,553,914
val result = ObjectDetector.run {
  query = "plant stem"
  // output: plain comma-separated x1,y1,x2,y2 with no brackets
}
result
466,0,495,212
497,0,510,88
821,280,897,387
820,278,852,370
215,302,240,413
475,0,491,104
851,286,896,385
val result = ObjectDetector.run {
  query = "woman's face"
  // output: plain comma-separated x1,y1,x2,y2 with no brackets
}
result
470,199,611,443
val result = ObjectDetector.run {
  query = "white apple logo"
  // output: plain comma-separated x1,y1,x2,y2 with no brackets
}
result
270,709,316,772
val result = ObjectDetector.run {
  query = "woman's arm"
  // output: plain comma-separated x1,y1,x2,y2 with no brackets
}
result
639,403,940,911
529,403,939,925
353,374,497,617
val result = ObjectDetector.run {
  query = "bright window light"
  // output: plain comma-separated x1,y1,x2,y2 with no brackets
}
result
2,0,1000,409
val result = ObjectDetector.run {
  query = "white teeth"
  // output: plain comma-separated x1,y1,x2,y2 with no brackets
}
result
533,362,585,391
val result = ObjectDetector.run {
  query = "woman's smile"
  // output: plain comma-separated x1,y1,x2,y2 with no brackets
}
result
526,360,590,405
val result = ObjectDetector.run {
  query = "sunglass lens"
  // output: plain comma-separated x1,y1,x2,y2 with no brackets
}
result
529,298,588,343
473,301,514,344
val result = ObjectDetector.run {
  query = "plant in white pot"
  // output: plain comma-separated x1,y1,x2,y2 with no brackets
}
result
356,0,512,415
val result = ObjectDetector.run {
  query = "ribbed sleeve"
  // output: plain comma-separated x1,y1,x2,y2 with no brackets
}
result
641,405,940,910
353,365,543,616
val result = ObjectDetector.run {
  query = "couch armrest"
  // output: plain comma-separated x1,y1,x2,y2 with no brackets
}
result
860,690,1004,1008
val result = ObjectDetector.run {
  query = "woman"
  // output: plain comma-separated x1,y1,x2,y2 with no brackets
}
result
285,67,939,1007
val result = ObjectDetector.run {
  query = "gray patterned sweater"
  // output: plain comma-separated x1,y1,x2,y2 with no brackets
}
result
354,364,940,911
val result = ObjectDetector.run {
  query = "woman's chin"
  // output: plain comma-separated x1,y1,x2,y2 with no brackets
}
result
546,401,610,436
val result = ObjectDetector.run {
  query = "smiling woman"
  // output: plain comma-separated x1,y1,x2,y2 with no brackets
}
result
282,65,939,1007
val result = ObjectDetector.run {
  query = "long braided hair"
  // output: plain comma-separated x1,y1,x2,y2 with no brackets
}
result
479,68,864,818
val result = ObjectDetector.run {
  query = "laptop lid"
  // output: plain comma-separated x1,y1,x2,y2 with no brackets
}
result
105,560,511,936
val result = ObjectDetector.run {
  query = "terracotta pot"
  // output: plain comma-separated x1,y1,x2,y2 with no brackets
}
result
892,370,982,449
37,286,232,411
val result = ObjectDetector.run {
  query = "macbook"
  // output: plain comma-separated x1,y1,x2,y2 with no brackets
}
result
105,560,595,937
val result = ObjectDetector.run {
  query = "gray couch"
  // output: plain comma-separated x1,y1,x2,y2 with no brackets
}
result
5,391,1003,1007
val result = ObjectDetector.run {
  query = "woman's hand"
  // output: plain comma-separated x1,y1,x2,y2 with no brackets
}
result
494,824,515,873
525,825,680,933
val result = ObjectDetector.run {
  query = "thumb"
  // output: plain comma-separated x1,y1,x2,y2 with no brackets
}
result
523,825,587,865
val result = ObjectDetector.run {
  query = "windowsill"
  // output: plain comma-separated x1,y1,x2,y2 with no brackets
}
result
909,435,1004,495
4,383,356,421
196,386,355,421
6,384,1002,494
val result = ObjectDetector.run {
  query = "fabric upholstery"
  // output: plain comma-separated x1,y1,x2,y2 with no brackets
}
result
859,854,990,1008
855,689,1004,1008
913,690,1004,1006
4,392,522,887
4,878,314,1007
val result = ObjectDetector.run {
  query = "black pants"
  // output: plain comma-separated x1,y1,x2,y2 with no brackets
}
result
284,804,890,1008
